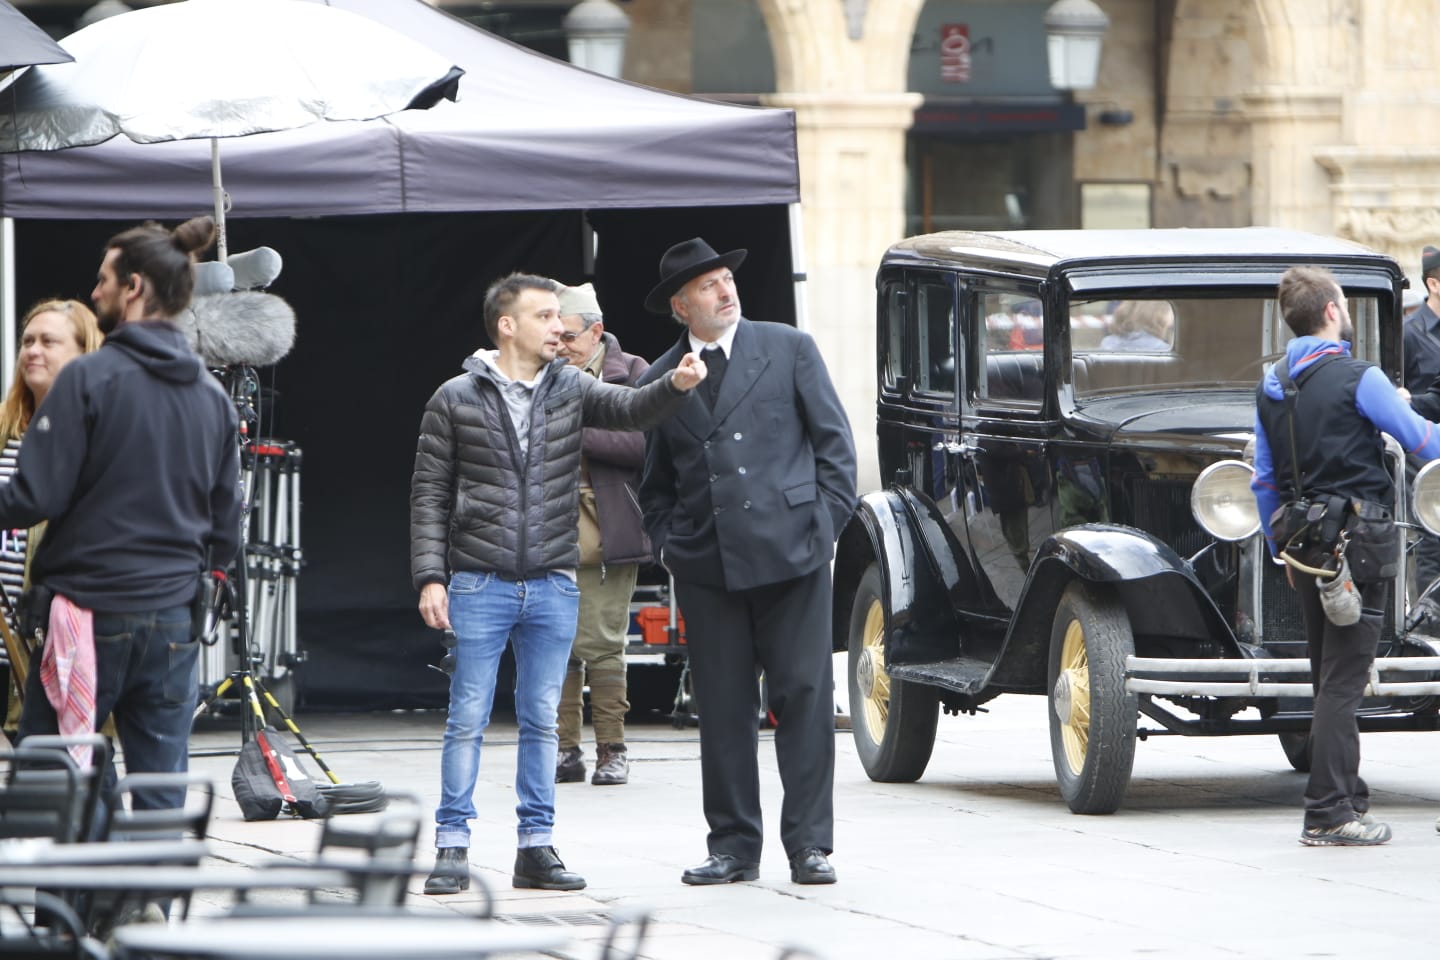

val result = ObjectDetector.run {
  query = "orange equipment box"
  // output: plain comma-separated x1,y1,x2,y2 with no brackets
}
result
635,605,685,645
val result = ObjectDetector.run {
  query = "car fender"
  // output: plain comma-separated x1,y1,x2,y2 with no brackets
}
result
986,523,1243,692
833,487,965,664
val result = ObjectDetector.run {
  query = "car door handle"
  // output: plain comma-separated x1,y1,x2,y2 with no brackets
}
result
932,435,975,456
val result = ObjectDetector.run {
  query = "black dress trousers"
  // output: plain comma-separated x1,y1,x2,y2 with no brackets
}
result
675,564,835,860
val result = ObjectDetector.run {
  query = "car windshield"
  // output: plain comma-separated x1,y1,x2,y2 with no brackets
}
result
1067,293,1384,398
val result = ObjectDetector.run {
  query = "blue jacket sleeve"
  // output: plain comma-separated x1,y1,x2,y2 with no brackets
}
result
1251,412,1281,555
1355,366,1440,462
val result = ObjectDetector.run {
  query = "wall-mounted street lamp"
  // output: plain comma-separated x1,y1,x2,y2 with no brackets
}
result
1043,0,1109,91
562,0,631,79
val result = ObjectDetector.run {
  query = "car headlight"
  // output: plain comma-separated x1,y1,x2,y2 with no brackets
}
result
1191,460,1260,542
1414,460,1440,536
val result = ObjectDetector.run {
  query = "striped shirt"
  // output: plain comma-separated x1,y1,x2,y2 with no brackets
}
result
0,437,27,667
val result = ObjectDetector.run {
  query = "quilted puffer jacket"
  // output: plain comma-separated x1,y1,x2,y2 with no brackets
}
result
410,352,688,588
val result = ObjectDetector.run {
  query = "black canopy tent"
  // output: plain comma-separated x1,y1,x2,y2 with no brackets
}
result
1,0,800,709
0,0,73,72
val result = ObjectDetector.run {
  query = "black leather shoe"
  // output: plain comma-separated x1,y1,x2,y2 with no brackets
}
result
423,847,469,895
681,853,760,885
513,846,587,890
789,847,836,884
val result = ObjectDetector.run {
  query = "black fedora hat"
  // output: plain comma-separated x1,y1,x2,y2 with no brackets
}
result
644,238,747,314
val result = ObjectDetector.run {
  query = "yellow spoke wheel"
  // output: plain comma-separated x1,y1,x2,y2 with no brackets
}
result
1054,619,1092,776
1046,580,1137,814
846,564,938,782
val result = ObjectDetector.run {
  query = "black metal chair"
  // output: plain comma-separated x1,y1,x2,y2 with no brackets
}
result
0,747,83,843
309,791,422,907
103,771,214,845
228,792,483,918
597,906,653,960
0,889,108,960
16,734,113,843
83,770,215,935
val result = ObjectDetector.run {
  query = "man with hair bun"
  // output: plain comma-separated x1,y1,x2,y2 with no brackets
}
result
6,216,242,832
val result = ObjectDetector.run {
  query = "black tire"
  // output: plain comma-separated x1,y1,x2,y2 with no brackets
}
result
625,661,684,721
1047,580,1137,814
1278,731,1312,772
847,564,939,782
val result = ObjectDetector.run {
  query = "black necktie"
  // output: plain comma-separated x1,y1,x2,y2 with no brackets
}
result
703,345,727,408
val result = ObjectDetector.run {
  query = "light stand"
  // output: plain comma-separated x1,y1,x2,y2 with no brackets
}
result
197,364,304,717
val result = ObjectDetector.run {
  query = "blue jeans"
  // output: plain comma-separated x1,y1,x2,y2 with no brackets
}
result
19,604,199,821
436,571,579,850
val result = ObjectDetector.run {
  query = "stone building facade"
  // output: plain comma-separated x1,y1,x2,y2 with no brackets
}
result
614,0,1440,487
19,0,1440,487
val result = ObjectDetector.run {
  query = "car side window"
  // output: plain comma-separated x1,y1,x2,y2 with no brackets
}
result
914,277,956,398
977,291,1045,407
880,277,906,392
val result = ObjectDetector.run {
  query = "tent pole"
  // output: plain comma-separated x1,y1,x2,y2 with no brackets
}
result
212,138,228,262
0,217,14,399
788,202,809,332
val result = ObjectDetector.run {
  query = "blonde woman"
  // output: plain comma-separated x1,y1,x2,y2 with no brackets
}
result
1,299,103,734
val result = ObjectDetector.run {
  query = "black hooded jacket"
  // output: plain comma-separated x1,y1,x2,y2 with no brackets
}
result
0,321,242,612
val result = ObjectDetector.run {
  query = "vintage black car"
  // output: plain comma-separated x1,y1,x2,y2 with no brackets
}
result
833,228,1440,814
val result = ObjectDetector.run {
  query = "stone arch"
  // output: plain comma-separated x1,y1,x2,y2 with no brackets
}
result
1246,0,1359,90
756,0,925,93
1247,0,1295,87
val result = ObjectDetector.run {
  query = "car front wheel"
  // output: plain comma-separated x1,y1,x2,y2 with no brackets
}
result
847,564,939,782
1047,580,1137,814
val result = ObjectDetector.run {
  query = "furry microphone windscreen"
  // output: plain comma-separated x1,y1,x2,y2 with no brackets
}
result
180,292,297,368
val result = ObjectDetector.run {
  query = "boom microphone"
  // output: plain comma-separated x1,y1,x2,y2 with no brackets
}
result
180,291,297,368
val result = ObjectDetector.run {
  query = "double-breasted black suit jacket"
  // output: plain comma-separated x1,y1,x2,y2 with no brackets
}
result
637,318,857,591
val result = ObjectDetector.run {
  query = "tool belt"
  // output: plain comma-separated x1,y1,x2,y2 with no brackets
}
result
1271,495,1399,584
15,583,54,646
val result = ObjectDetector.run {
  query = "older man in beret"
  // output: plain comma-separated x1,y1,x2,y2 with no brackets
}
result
636,238,857,886
551,282,650,788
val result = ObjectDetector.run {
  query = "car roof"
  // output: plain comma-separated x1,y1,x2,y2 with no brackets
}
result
886,228,1394,271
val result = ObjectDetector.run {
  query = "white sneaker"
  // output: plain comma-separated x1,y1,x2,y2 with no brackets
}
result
1300,818,1391,846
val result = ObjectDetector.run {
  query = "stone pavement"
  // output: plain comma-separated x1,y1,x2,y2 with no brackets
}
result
183,693,1440,960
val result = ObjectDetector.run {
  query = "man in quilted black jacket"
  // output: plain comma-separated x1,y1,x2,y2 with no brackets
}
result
409,273,704,894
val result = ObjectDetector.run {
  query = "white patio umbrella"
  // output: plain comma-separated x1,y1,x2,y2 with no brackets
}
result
0,0,462,259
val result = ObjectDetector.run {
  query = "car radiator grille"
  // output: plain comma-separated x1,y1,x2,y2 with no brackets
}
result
1124,478,1207,558
1125,477,1396,652
1260,559,1306,652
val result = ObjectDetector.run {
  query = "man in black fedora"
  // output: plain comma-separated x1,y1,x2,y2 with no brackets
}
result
636,237,857,885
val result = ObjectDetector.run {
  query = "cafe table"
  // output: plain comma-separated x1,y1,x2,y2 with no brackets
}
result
112,914,568,960
0,838,211,867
